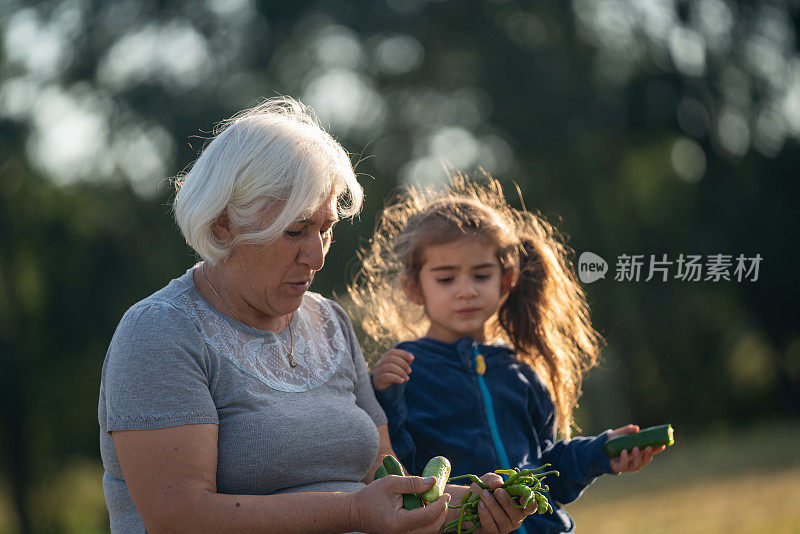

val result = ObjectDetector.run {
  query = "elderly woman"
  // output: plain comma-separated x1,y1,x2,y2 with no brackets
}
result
98,97,536,533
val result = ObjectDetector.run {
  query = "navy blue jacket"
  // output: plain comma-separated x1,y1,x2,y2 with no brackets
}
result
373,337,613,534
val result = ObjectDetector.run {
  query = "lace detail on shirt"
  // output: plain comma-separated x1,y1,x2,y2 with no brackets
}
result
177,290,348,392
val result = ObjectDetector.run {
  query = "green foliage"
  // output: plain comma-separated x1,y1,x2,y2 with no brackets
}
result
0,1,798,531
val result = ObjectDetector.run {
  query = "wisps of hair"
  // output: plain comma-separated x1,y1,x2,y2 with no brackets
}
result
348,173,602,437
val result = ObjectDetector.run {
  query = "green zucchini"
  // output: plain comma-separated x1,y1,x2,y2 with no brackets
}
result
419,456,451,504
380,455,424,510
604,424,675,457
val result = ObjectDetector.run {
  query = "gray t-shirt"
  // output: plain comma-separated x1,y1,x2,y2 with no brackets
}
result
98,267,387,533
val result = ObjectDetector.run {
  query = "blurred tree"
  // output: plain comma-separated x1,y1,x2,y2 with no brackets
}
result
0,163,193,533
0,0,798,531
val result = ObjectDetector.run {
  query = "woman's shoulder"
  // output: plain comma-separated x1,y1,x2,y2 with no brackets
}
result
102,274,213,392
112,272,202,348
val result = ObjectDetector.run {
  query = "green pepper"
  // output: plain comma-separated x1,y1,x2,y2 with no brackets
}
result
504,484,533,508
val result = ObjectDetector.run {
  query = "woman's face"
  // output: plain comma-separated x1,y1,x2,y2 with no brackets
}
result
224,195,338,326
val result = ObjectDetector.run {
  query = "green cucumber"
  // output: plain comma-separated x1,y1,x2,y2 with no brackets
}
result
604,424,675,457
402,493,424,510
419,456,451,504
382,454,405,476
381,455,424,510
373,464,388,480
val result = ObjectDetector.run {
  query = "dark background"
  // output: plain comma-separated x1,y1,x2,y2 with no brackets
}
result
1,0,798,531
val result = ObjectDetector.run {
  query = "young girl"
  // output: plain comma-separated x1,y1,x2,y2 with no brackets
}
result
348,175,663,533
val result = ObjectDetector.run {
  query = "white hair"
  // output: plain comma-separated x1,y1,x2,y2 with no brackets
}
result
173,96,363,265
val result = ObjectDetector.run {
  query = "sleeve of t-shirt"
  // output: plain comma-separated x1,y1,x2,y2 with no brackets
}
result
101,301,219,433
330,301,388,427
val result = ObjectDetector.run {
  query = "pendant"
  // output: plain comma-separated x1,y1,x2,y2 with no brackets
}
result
289,354,297,367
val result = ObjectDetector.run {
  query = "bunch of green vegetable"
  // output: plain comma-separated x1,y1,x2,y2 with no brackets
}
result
443,464,559,534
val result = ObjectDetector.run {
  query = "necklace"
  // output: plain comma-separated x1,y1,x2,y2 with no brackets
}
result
201,264,297,367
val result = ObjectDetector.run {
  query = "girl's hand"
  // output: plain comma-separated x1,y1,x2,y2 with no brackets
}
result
468,473,537,534
349,475,450,534
608,424,666,474
372,349,415,390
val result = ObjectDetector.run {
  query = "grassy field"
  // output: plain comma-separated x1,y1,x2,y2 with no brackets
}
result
1,421,799,533
568,421,800,533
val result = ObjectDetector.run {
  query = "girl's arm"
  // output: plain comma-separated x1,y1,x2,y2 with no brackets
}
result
536,425,664,504
536,430,613,504
113,423,448,534
522,368,612,504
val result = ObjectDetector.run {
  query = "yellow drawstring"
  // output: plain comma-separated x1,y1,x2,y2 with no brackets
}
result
475,353,486,375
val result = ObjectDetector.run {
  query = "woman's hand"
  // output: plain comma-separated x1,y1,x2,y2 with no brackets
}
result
445,473,537,534
372,349,415,390
608,424,666,473
473,472,537,534
349,475,450,534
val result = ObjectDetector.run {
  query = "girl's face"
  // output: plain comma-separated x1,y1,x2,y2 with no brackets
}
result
404,237,514,343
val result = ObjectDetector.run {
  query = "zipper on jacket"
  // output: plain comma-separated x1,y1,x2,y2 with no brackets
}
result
471,344,529,534
471,343,510,467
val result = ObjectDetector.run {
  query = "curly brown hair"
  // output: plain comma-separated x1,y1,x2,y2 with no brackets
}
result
347,174,602,438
